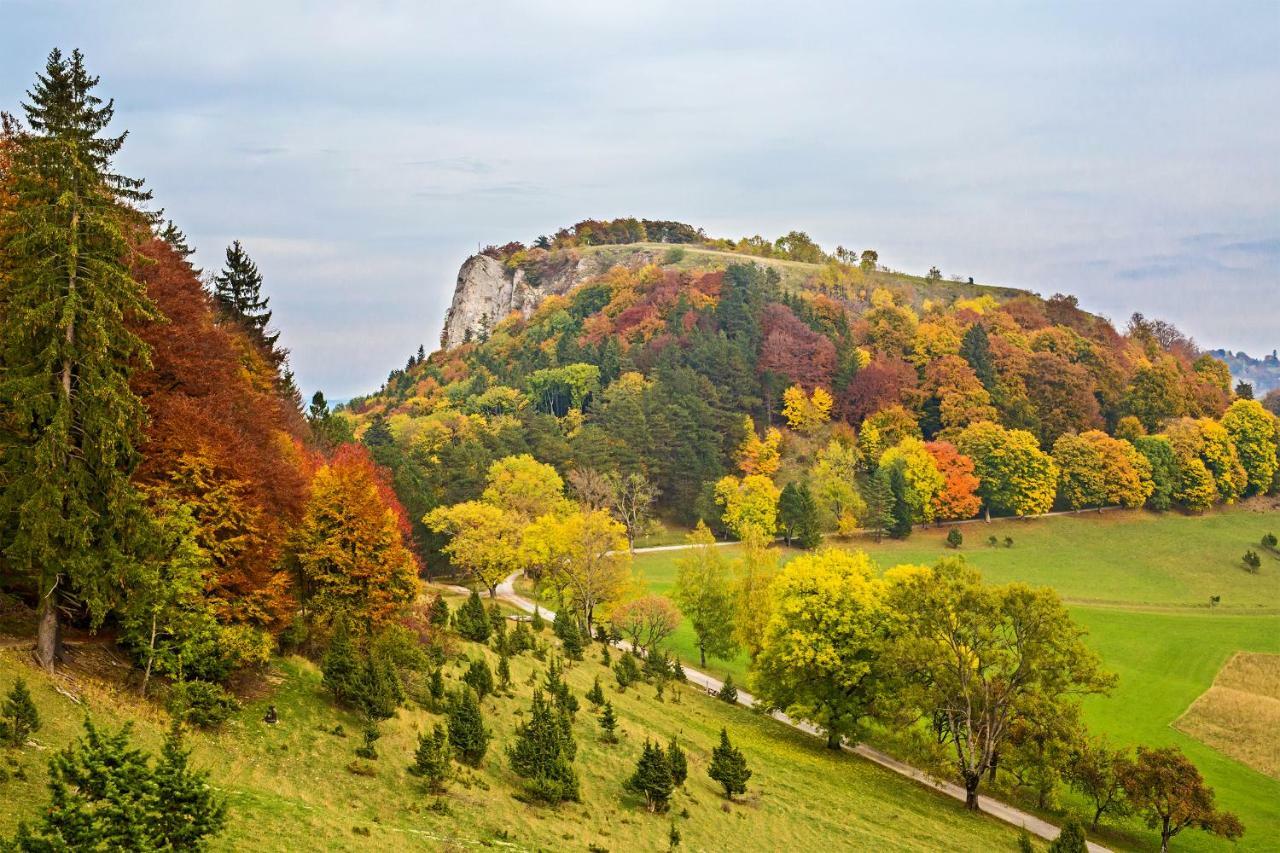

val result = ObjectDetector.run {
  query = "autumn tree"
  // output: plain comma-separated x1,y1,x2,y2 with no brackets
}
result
1066,736,1132,829
752,550,891,749
1120,746,1244,853
603,470,659,550
731,531,778,658
736,416,782,476
0,49,156,670
521,509,630,634
609,595,681,655
886,559,1114,811
715,474,780,540
1221,399,1278,495
878,437,946,524
809,439,865,535
781,384,834,433
672,522,738,666
425,501,522,597
956,421,1058,519
1053,430,1153,510
923,441,981,520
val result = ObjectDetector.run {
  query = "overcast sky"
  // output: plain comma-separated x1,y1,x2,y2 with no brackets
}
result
3,1,1277,398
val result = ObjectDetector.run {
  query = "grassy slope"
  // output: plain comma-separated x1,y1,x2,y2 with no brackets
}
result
626,503,1280,851
0,607,1021,852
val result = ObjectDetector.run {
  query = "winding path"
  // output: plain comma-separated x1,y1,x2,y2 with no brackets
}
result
485,571,1112,852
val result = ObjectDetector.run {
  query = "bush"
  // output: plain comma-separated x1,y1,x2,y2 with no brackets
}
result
167,681,239,728
613,652,641,691
1243,550,1262,573
716,674,738,704
946,528,963,549
1047,818,1087,853
1262,532,1278,552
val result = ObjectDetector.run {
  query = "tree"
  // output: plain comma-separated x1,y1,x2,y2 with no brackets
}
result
735,416,782,477
454,589,491,642
708,728,751,799
507,690,580,803
463,657,495,699
604,471,659,550
521,509,630,634
1120,746,1244,853
776,482,804,545
1067,736,1131,829
1053,430,1153,510
5,719,226,850
960,324,997,391
1134,435,1180,510
428,594,450,628
672,523,739,666
425,501,522,597
307,390,354,451
1,678,40,747
599,701,619,743
587,676,605,707
956,421,1058,519
410,723,452,793
717,674,739,704
860,470,895,542
446,688,490,767
885,464,915,539
924,441,982,521
1221,399,1278,495
481,454,568,521
628,738,674,812
610,596,681,655
0,49,157,671
1242,550,1261,573
292,449,420,631
781,384,834,432
715,474,780,540
946,528,963,549
667,736,688,787
879,436,946,524
752,550,891,749
731,531,778,658
886,559,1114,810
1047,819,1088,853
810,440,866,535
212,240,278,351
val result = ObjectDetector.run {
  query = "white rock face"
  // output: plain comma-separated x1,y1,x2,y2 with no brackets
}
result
439,252,597,349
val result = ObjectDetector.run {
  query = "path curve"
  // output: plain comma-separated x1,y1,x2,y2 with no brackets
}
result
488,570,1111,853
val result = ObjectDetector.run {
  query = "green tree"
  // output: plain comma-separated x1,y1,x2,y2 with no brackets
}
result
671,523,738,667
960,324,997,391
860,470,895,542
454,590,491,642
586,675,605,707
708,728,751,799
428,594,450,628
946,528,963,549
1120,746,1244,853
1221,399,1279,495
628,738,674,812
1134,435,1180,511
1067,736,1131,829
321,619,361,704
1,678,41,747
0,48,157,671
1047,819,1088,853
599,701,619,743
752,550,891,749
446,688,490,767
212,240,278,350
463,657,495,699
956,421,1058,519
507,690,580,803
667,736,688,787
885,464,915,539
152,722,230,848
409,723,452,793
717,674,738,704
776,482,805,545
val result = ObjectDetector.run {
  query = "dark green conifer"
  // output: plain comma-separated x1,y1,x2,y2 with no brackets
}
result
409,724,452,793
667,736,688,787
321,619,360,703
497,653,512,691
152,723,229,847
793,483,823,549
428,594,451,628
717,674,738,704
628,738,674,812
2,679,41,747
446,688,490,767
586,676,605,707
428,667,446,706
599,701,619,743
708,728,751,799
454,590,491,642
463,657,494,699
960,323,997,391
862,471,895,542
531,607,546,633
506,691,580,803
886,464,915,539
554,609,584,660
600,643,612,667
212,240,278,350
614,652,640,691
1047,818,1088,853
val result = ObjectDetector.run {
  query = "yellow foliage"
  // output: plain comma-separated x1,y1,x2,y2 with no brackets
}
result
781,385,834,433
736,416,782,476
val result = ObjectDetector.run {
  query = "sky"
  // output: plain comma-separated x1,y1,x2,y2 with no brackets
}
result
2,1,1277,399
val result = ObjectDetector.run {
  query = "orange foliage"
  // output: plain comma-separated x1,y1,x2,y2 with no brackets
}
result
924,440,982,521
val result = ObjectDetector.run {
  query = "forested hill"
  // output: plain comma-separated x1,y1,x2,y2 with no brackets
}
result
344,219,1272,569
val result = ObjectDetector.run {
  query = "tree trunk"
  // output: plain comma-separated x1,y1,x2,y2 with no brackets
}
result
988,751,999,782
1092,805,1104,829
826,730,841,750
984,506,991,523
699,646,706,667
1160,818,1172,853
36,575,61,672
141,612,158,696
963,773,981,811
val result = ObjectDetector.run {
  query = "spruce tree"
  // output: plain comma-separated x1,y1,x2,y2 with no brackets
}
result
960,323,996,392
672,658,687,682
361,413,393,450
152,723,228,847
428,594,451,628
531,606,546,632
628,738,674,812
497,652,511,691
1047,818,1088,853
157,218,196,262
463,657,494,699
544,657,579,718
586,676,605,707
667,736,688,787
409,723,452,793
506,691,580,803
886,464,915,539
554,609,584,660
793,483,823,549
717,674,738,704
600,643,612,667
599,701,619,743
2,678,41,747
455,590,491,642
862,471,895,542
428,667,445,707
446,688,490,767
0,48,156,672
322,620,360,703
777,482,804,545
708,728,751,799
614,652,640,690
212,240,278,350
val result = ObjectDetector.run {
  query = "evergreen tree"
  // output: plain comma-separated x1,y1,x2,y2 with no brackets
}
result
463,657,495,699
544,657,579,718
600,643,612,667
321,619,361,703
886,464,915,539
1047,818,1088,853
862,471,895,542
946,528,964,549
556,611,585,661
497,653,512,691
428,594,451,628
212,240,278,350
599,701,619,743
446,688,490,767
1,678,41,747
717,674,738,704
506,691,580,803
361,412,393,450
628,738,675,812
531,606,546,632
672,658,687,682
428,667,445,706
454,590,491,642
667,736,688,787
793,483,822,549
960,324,996,392
776,482,805,545
708,728,751,799
0,48,156,672
152,723,229,847
157,218,196,263
409,723,452,793
613,652,641,690
586,676,605,707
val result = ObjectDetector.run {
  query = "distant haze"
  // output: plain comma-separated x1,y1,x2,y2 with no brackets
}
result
3,1,1276,398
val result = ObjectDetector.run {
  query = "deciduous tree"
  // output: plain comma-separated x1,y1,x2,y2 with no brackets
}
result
956,421,1058,519
1120,746,1244,853
672,522,738,666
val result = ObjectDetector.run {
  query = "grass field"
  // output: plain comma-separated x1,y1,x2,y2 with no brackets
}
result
618,502,1280,851
1174,653,1280,779
0,596,1024,853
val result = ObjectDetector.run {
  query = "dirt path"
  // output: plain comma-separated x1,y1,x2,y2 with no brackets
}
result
489,571,1112,853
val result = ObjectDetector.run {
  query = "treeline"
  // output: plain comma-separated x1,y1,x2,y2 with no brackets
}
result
352,253,1277,568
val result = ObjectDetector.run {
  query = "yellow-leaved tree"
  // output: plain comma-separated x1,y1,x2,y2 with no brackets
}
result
520,509,631,633
781,384,834,433
714,474,780,540
736,416,782,476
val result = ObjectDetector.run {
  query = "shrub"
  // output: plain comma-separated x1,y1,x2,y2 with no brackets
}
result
1003,536,1014,548
166,681,239,729
1047,818,1087,853
2,679,41,747
946,528,963,549
716,674,738,704
1243,550,1262,573
410,724,452,792
1262,532,1278,551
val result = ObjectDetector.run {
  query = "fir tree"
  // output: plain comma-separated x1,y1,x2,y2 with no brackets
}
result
152,723,229,848
600,643,612,668
717,674,738,704
960,323,997,392
886,464,915,539
497,653,512,691
157,218,196,263
614,652,641,691
506,691,580,803
428,667,446,706
212,240,278,350
672,658,687,682
446,688,490,767
544,657,579,718
531,606,546,633
1,678,41,747
669,821,682,851
587,676,606,707
667,736,688,787
322,620,360,703
793,483,823,549
361,412,393,450
554,609,584,660
428,594,451,628
1047,818,1088,853
409,724,452,793
628,738,674,812
708,728,751,799
777,482,804,546
463,657,494,699
599,701,619,743
862,471,895,543
0,48,157,672
454,590,491,642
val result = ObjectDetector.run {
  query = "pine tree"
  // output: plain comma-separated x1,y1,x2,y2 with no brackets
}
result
506,690,580,803
152,723,229,847
886,464,915,539
446,688,490,767
708,728,751,799
960,323,997,392
428,594,451,628
614,652,640,690
1047,818,1088,853
586,676,605,707
672,658,687,682
793,483,823,549
717,674,738,704
0,48,156,672
157,218,197,264
212,240,278,350
463,657,494,699
777,482,804,545
362,412,393,449
531,606,546,632
554,609,584,660
409,723,452,793
1,679,41,747
497,653,512,691
428,667,445,706
599,701,619,743
321,620,361,703
628,738,674,812
600,643,612,668
544,657,579,718
667,736,688,787
455,590,491,642
862,471,895,542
